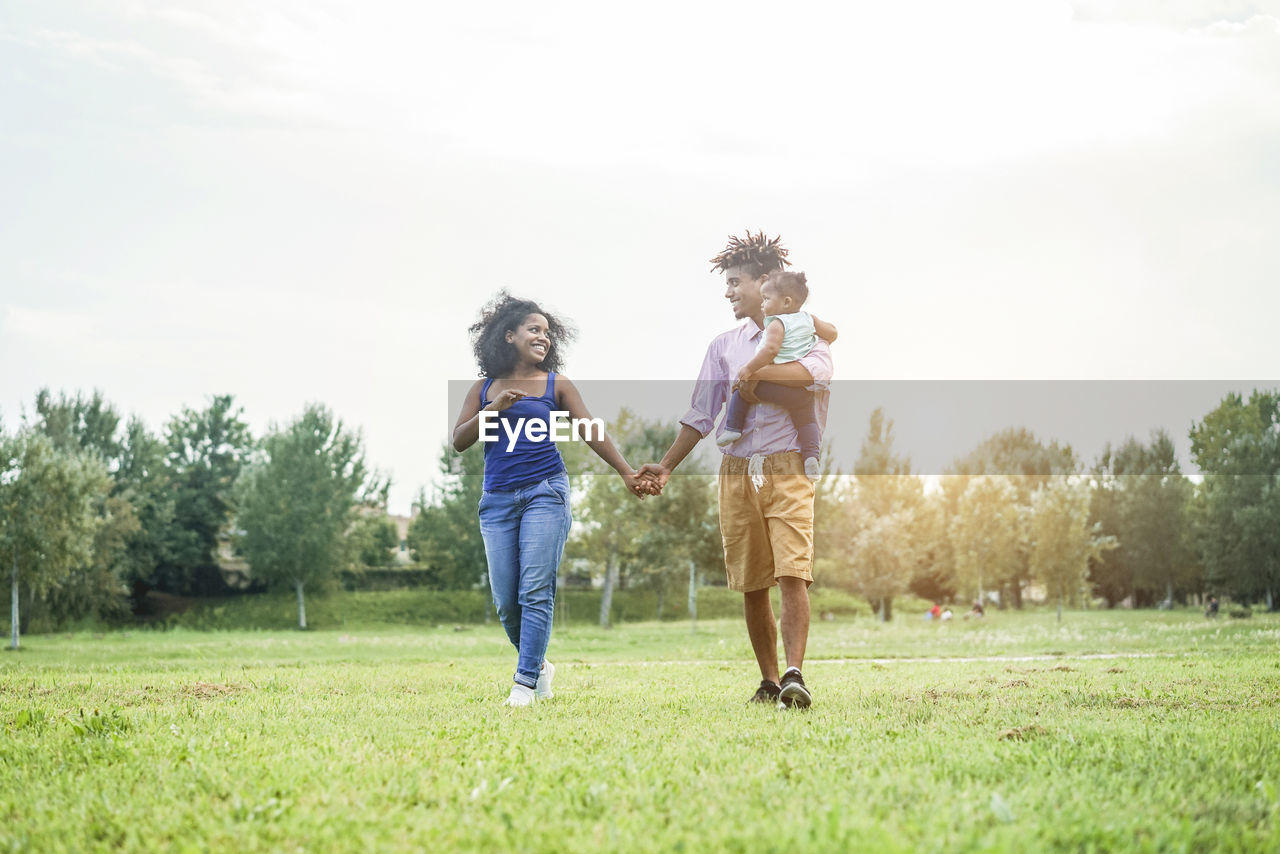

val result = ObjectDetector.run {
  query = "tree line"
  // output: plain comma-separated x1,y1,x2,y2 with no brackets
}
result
3,388,1277,644
0,391,389,646
816,391,1279,621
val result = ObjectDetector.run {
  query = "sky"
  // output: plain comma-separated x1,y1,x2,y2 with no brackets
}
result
2,0,1279,512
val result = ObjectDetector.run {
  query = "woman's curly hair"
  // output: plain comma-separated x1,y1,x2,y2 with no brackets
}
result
469,291,576,378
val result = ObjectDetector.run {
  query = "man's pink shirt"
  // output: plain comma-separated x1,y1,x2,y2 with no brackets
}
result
680,319,833,458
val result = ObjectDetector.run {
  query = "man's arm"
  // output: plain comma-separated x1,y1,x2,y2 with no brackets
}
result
750,361,814,388
747,338,832,391
637,337,727,493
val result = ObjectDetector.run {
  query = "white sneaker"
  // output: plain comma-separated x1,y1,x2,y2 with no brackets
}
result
717,430,743,447
505,684,536,707
535,660,555,699
804,457,820,481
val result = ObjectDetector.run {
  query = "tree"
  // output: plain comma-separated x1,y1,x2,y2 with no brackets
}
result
1190,390,1280,607
846,409,922,621
850,506,920,622
1089,431,1196,607
406,444,488,590
31,389,149,624
950,475,1021,607
909,491,956,604
0,429,109,648
951,427,1077,486
570,410,653,628
35,493,138,626
235,404,375,629
1030,477,1115,620
34,388,123,462
631,462,719,621
160,395,253,595
114,418,178,598
350,514,400,568
948,428,1078,607
617,418,718,620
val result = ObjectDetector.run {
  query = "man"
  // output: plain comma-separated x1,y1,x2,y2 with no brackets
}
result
638,231,832,708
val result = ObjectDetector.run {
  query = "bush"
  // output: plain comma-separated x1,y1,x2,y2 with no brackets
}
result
160,583,867,631
1228,605,1253,619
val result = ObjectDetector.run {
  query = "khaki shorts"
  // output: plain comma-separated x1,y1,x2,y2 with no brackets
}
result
718,452,815,592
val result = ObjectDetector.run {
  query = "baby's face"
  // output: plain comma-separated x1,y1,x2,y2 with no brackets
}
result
760,282,789,316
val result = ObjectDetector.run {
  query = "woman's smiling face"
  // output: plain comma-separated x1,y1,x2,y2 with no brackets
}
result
506,313,552,366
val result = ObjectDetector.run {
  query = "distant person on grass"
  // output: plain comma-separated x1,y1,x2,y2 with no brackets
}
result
637,231,833,709
453,293,646,707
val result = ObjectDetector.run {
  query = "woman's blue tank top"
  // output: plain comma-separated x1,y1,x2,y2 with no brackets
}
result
480,372,567,492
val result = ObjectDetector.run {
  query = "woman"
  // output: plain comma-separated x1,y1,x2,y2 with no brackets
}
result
453,293,644,706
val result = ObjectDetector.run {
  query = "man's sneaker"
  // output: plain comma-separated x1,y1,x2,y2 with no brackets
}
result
748,679,781,704
778,669,812,709
804,457,821,481
505,684,536,707
717,429,743,447
535,660,555,699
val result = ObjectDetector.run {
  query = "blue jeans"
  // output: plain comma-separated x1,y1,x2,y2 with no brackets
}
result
477,473,572,688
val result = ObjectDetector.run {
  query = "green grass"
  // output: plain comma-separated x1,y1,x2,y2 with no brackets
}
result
3,610,1279,852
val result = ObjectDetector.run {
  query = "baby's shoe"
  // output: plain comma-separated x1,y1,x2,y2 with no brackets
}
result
718,430,743,447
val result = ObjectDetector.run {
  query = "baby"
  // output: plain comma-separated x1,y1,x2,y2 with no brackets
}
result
718,270,837,480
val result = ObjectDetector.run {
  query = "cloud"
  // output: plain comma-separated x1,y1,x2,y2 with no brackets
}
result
17,13,333,128
1072,0,1279,30
1,305,96,344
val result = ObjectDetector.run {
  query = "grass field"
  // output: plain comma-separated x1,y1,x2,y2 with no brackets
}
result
3,609,1279,852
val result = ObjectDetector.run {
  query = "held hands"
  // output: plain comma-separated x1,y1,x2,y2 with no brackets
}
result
634,463,670,496
621,469,650,500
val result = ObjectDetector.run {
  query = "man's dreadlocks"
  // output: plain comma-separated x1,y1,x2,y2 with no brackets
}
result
708,230,792,277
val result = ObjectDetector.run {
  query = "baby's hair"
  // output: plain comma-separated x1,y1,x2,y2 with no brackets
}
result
708,230,792,277
766,270,809,307
469,290,576,378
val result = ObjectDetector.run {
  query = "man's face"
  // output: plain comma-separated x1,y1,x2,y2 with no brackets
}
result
723,265,766,321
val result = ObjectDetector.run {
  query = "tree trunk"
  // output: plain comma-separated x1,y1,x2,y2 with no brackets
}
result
688,560,697,633
1057,592,1063,623
1266,587,1274,612
878,598,886,623
9,546,18,651
295,579,307,630
656,588,664,621
599,545,618,628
